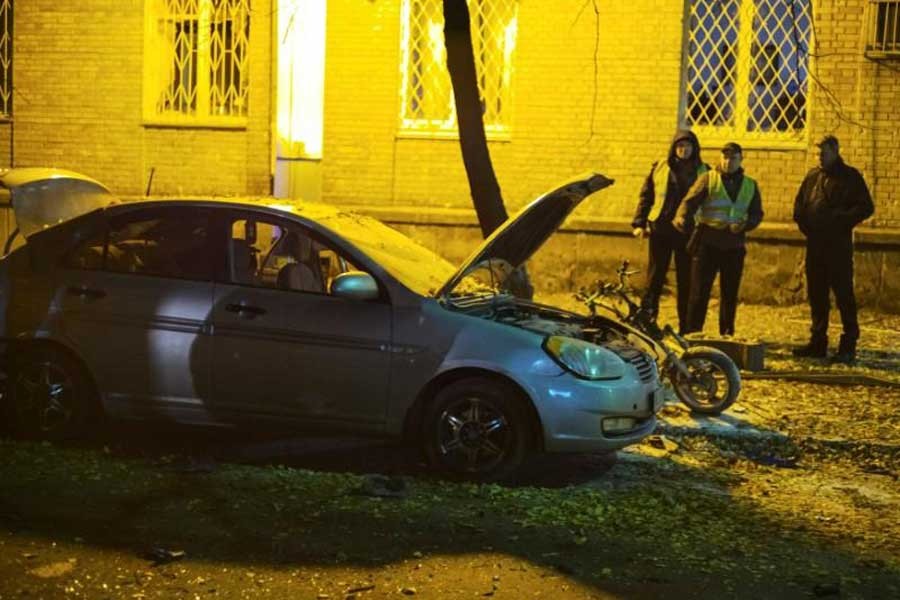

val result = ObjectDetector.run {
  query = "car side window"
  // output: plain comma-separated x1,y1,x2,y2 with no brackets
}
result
228,216,359,294
103,208,214,281
63,229,107,271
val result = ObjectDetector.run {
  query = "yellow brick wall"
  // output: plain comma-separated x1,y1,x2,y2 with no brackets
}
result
0,123,10,167
321,0,900,228
322,0,688,218
803,0,900,227
10,0,272,197
4,1,898,227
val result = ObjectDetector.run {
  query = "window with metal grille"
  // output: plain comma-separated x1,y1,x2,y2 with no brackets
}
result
399,0,518,136
0,0,11,119
866,1,900,55
144,0,250,124
682,0,812,145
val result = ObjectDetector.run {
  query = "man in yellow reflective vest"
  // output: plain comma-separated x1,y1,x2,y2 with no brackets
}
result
673,142,764,337
631,130,709,333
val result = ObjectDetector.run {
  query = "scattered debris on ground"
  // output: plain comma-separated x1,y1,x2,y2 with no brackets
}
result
1,301,898,598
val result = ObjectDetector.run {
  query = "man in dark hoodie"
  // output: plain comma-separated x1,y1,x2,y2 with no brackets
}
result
674,142,763,337
632,129,708,333
792,135,873,364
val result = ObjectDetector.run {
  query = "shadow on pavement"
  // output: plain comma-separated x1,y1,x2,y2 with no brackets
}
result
79,424,618,489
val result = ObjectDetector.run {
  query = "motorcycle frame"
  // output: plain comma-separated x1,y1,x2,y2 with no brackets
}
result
577,263,692,382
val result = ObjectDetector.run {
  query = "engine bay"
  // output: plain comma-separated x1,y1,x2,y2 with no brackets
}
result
453,295,652,356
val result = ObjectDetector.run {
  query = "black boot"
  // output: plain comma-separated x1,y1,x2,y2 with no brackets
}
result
830,335,857,365
793,338,827,358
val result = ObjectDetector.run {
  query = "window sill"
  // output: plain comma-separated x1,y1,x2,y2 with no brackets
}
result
142,117,248,131
396,128,511,143
689,126,809,151
864,49,900,60
698,137,808,152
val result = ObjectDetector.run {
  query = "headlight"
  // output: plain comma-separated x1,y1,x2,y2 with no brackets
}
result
543,336,626,380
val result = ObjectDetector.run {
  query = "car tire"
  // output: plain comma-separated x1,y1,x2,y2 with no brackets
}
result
7,346,99,440
422,376,533,482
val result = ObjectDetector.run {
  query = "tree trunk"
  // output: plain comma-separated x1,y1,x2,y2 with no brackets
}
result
443,0,532,298
442,0,507,238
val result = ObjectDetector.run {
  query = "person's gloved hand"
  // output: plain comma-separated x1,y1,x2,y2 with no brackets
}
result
632,227,648,239
729,222,746,234
673,219,686,233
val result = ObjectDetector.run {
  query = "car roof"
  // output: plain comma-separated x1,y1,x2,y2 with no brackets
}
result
108,197,356,229
103,197,395,260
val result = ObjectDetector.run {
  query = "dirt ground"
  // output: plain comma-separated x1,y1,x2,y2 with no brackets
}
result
1,299,898,599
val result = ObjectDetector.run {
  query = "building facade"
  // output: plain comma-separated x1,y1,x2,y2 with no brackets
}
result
2,0,899,308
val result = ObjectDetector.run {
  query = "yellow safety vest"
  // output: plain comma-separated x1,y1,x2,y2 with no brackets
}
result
696,170,756,229
648,162,709,222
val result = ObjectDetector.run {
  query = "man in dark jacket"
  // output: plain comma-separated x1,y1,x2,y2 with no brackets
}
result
632,129,709,333
792,135,874,364
674,142,763,337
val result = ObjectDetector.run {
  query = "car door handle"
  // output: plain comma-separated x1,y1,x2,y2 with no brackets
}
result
66,286,107,300
225,303,267,318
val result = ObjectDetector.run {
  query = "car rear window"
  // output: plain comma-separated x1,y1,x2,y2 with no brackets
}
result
63,207,214,282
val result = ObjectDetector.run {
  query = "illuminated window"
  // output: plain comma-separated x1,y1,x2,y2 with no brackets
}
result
144,0,250,124
683,0,812,144
399,0,518,136
0,0,11,118
866,1,900,54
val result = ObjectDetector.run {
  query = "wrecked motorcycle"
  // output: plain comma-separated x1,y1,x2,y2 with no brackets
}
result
575,261,741,415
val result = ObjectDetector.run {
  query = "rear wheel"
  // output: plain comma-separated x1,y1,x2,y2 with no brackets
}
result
673,346,741,415
423,376,532,482
7,346,98,439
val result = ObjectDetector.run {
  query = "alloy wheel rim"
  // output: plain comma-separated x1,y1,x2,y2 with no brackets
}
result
437,396,511,473
680,359,731,407
15,361,76,433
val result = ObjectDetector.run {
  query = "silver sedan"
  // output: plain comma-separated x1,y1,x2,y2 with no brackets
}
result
0,169,663,480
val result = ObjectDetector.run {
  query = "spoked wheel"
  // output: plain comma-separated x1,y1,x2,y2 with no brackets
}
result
673,346,741,415
8,347,97,439
423,377,532,482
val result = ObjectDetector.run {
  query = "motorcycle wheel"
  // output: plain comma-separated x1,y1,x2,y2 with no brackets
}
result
672,346,741,415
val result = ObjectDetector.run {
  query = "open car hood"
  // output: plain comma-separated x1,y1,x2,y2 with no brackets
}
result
0,168,118,238
435,172,614,299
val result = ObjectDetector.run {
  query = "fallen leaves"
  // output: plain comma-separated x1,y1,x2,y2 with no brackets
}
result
28,558,77,578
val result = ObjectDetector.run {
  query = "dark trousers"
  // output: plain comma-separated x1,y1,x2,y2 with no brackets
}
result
805,235,859,347
685,244,746,336
640,224,691,333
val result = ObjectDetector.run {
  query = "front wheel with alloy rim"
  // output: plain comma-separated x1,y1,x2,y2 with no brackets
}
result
7,347,98,440
423,376,533,482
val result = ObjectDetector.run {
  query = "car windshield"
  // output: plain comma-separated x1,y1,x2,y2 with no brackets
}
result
449,258,516,299
320,211,457,297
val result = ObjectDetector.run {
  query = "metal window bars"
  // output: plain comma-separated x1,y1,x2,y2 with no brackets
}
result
683,0,812,144
152,0,250,120
0,0,10,118
399,0,518,135
866,0,900,56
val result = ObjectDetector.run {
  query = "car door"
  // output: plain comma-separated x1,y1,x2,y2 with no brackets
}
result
210,210,392,429
53,206,216,422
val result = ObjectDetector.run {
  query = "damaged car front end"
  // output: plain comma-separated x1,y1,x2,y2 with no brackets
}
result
420,173,664,461
436,292,664,452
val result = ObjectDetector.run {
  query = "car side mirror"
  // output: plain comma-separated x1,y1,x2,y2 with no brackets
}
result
330,271,379,301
